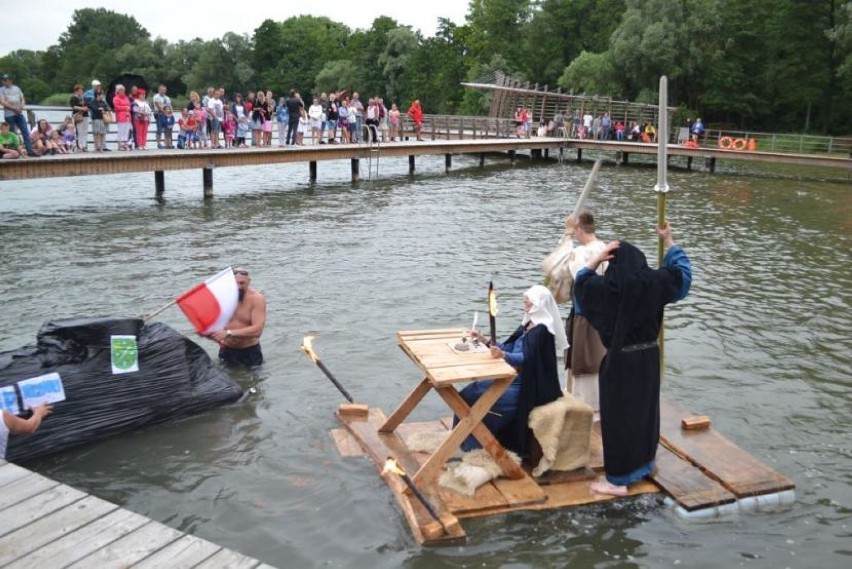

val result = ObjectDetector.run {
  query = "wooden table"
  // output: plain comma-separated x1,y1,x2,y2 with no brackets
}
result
379,328,527,487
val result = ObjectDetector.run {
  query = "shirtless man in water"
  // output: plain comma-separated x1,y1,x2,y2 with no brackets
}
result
208,267,267,367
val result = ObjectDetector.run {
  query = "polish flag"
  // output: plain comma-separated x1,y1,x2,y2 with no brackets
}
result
176,268,239,335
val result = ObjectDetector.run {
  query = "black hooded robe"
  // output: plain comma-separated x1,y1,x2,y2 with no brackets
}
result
498,323,563,457
575,241,687,485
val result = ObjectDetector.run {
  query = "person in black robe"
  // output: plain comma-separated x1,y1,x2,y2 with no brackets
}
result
575,223,692,495
461,285,567,457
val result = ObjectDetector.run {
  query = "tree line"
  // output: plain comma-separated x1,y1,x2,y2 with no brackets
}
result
1,1,850,134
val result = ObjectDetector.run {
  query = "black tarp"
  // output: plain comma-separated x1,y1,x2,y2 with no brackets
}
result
1,316,242,462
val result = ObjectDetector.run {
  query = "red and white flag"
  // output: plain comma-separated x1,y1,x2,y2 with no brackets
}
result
176,268,239,335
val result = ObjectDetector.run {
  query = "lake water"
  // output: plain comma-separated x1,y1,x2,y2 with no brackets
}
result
1,152,849,568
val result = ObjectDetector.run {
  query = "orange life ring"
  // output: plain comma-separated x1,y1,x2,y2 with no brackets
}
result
718,136,733,149
732,138,746,151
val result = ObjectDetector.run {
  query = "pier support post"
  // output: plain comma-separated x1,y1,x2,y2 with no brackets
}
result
202,168,213,199
705,157,716,174
621,152,629,165
508,150,516,166
687,156,693,171
544,149,549,160
576,148,582,162
409,155,415,174
154,170,165,197
445,154,452,172
309,161,317,181
479,153,485,167
351,159,360,182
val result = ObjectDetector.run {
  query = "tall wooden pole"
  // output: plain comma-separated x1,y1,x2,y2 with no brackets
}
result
655,76,670,380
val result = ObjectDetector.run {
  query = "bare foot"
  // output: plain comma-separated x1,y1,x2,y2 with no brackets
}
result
590,479,629,497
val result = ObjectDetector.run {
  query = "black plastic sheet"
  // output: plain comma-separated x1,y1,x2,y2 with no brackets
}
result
0,316,243,462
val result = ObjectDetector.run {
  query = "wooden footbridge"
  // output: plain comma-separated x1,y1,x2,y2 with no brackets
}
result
0,459,275,568
1,115,849,198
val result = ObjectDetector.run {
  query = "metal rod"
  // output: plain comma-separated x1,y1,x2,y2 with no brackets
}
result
399,472,445,529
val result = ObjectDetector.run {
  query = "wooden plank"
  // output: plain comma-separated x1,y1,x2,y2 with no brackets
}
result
492,474,547,508
339,408,465,544
130,534,220,569
0,484,85,538
0,462,31,488
330,428,366,457
429,364,516,385
659,396,795,497
438,480,509,515
535,466,597,486
66,520,183,569
193,547,261,569
651,446,736,511
7,508,149,569
379,377,432,433
0,472,60,511
398,328,466,339
0,495,117,565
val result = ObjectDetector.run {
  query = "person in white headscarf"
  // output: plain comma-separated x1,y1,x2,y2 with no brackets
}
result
460,285,566,457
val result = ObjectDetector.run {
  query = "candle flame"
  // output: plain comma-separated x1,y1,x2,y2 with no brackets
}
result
382,457,406,477
300,334,318,364
488,285,498,317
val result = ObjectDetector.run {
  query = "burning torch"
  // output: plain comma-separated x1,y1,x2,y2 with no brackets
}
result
301,334,368,418
488,281,498,346
382,457,447,532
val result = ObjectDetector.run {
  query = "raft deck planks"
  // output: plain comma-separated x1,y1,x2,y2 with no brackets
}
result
659,396,795,498
0,459,274,568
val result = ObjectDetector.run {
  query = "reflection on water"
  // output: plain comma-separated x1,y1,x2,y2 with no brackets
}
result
1,154,849,568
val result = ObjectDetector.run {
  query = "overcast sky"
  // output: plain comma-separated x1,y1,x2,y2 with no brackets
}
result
1,1,471,56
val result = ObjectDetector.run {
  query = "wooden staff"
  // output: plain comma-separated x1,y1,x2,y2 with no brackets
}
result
655,76,670,378
141,298,177,324
569,158,603,222
300,335,354,403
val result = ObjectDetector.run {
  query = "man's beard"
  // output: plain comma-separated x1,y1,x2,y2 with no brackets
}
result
238,289,246,302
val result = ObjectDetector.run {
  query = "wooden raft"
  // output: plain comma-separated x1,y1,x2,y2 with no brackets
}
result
333,396,795,542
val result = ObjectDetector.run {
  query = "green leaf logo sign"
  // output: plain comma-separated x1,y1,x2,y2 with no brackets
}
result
111,335,139,374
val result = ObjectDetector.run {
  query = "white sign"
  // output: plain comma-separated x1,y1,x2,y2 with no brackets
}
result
0,385,19,414
17,372,66,408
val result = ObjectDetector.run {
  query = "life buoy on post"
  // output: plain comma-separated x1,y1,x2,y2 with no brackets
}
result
718,136,733,149
732,138,746,151
747,138,756,151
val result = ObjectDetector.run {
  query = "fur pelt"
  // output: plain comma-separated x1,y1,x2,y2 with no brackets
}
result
528,394,593,477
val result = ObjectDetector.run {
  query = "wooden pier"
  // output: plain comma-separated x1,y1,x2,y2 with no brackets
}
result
1,136,849,199
0,459,275,568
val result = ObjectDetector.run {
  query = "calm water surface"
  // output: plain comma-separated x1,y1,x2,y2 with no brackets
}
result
1,152,849,568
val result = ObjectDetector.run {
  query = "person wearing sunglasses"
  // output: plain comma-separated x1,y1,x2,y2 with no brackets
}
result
207,267,267,367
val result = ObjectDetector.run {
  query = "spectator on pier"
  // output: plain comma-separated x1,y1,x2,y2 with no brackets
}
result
644,122,657,143
572,111,580,138
132,89,152,150
60,116,76,152
222,109,236,149
0,121,21,158
456,286,566,457
1,404,53,460
615,121,625,141
263,92,275,147
285,90,303,146
337,98,351,144
308,97,323,145
576,223,691,497
152,84,171,149
389,103,400,141
251,91,266,147
31,119,60,155
407,99,424,141
88,86,109,152
601,112,612,140
112,85,132,151
159,106,175,149
582,111,593,139
207,89,224,149
70,84,89,152
325,93,339,144
378,98,389,142
0,73,37,158
592,114,602,140
205,267,267,368
691,117,705,145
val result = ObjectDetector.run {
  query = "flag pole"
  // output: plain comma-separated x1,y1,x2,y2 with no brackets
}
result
569,158,603,222
141,298,178,324
655,76,670,379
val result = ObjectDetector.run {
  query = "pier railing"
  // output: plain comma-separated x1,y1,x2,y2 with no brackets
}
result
18,105,852,158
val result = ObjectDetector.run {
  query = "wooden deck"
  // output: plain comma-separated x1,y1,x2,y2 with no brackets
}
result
0,460,275,568
332,394,794,544
0,137,848,189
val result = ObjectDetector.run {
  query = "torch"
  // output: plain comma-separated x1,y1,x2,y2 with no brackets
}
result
300,335,368,418
488,281,498,346
382,457,447,533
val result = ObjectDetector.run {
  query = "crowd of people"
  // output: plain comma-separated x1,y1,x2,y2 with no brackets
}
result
0,73,431,157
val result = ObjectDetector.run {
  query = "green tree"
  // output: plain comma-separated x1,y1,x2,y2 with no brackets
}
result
558,51,621,97
466,0,533,70
379,27,419,104
314,59,361,95
270,16,350,96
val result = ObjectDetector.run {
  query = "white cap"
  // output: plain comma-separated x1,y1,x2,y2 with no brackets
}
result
92,79,101,86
